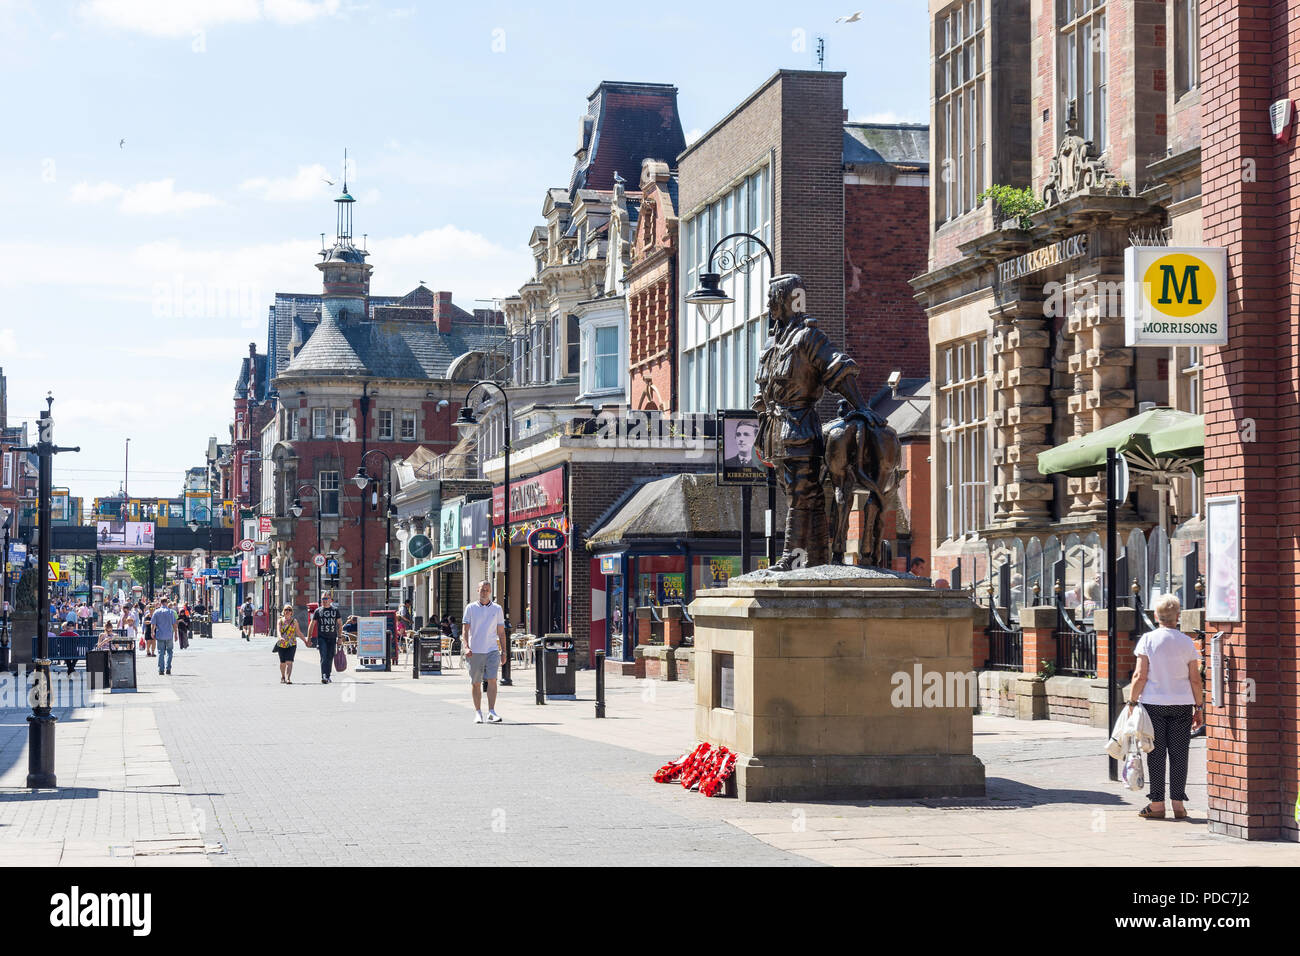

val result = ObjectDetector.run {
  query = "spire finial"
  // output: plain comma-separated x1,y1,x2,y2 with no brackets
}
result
342,147,348,192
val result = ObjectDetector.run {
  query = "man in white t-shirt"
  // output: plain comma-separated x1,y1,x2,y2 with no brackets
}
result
463,580,507,724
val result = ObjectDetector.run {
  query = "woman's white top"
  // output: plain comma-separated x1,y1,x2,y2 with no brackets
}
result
1133,626,1201,705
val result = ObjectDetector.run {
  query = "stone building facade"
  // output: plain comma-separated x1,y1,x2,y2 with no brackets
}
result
912,0,1204,578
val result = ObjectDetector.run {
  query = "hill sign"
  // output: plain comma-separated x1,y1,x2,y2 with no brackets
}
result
527,527,566,556
1124,246,1228,346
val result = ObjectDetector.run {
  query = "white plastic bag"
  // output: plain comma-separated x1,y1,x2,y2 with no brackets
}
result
1121,744,1146,792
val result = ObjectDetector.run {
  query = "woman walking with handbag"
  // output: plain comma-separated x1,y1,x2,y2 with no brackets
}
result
1129,593,1205,820
275,604,299,684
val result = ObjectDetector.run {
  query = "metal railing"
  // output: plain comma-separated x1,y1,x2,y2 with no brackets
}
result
1051,557,1096,677
984,563,1023,671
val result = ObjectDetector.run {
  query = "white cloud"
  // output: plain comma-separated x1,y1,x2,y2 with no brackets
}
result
0,326,45,361
119,179,221,215
238,163,333,202
68,178,221,214
685,128,703,145
77,0,341,37
0,224,531,315
69,180,125,203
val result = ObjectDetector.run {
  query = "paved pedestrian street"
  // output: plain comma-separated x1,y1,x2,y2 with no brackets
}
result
0,625,1294,867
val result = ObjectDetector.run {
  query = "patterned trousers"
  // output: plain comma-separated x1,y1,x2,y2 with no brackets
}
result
1144,703,1194,802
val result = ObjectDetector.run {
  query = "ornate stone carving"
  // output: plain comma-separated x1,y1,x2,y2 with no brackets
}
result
1042,103,1129,207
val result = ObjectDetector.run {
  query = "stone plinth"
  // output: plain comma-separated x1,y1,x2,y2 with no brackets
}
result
689,566,985,802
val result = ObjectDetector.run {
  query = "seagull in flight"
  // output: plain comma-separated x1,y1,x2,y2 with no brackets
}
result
323,177,335,185
836,11,863,22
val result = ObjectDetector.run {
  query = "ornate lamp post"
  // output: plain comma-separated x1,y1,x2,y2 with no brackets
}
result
354,450,397,670
685,232,779,571
15,394,80,788
1,506,12,671
291,482,324,604
453,380,513,686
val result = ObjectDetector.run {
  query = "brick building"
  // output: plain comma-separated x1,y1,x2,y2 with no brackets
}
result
676,69,930,414
260,184,507,613
1198,0,1298,842
626,158,680,411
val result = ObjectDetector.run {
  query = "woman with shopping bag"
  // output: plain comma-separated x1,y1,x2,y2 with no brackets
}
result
1128,593,1204,820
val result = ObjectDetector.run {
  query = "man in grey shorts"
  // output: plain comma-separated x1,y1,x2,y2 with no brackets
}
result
463,579,507,723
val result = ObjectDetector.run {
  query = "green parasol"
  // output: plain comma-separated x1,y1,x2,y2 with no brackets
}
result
1037,408,1204,479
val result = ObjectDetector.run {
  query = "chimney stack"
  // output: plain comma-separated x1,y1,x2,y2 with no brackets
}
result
436,291,453,333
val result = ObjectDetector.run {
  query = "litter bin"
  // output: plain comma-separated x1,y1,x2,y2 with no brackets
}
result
108,637,137,692
541,633,577,699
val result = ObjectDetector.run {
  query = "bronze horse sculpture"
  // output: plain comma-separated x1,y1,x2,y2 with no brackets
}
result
823,400,904,568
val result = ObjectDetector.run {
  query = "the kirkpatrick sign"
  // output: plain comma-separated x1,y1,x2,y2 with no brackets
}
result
997,233,1088,285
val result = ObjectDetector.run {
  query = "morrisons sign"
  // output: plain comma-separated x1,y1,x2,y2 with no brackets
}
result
1124,247,1228,346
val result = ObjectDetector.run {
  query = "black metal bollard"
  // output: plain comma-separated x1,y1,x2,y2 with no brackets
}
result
595,650,606,718
534,637,545,705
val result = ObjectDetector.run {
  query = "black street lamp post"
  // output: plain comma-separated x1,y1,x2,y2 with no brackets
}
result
685,232,779,571
454,380,513,686
354,450,396,671
16,395,80,788
1,506,12,671
292,483,324,604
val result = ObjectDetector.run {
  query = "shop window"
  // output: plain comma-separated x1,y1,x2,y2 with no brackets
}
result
935,0,986,224
1059,0,1107,151
938,337,990,539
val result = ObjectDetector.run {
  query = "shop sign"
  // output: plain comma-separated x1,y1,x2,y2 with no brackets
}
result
226,567,241,579
357,617,386,658
659,573,685,603
527,527,566,555
181,568,194,579
439,500,461,553
600,554,621,575
201,569,222,578
996,233,1087,284
1124,247,1228,346
460,497,492,550
216,557,233,570
717,410,767,485
493,466,565,523
259,516,272,534
708,556,741,585
408,534,433,559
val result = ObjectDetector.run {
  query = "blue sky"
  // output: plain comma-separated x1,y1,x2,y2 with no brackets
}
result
0,0,929,501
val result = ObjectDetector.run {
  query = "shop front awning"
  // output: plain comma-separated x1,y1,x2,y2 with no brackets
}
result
1037,408,1205,479
389,552,461,580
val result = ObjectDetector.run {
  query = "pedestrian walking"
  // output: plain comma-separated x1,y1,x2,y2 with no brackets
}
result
1129,593,1204,820
309,591,342,684
151,597,178,676
239,597,255,641
462,580,506,724
275,604,299,684
142,602,156,657
176,606,191,650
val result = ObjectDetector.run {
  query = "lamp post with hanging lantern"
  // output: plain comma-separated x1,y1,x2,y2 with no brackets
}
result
685,232,778,572
353,450,397,670
454,380,513,686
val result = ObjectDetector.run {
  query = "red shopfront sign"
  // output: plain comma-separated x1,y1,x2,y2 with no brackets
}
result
493,466,565,524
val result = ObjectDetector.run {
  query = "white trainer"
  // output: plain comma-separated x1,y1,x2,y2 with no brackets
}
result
474,711,484,724
487,711,502,723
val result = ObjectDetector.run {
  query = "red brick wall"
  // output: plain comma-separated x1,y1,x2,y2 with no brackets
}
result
845,183,930,393
1200,0,1298,842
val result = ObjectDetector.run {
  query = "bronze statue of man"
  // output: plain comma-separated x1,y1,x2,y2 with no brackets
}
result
754,274,884,570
